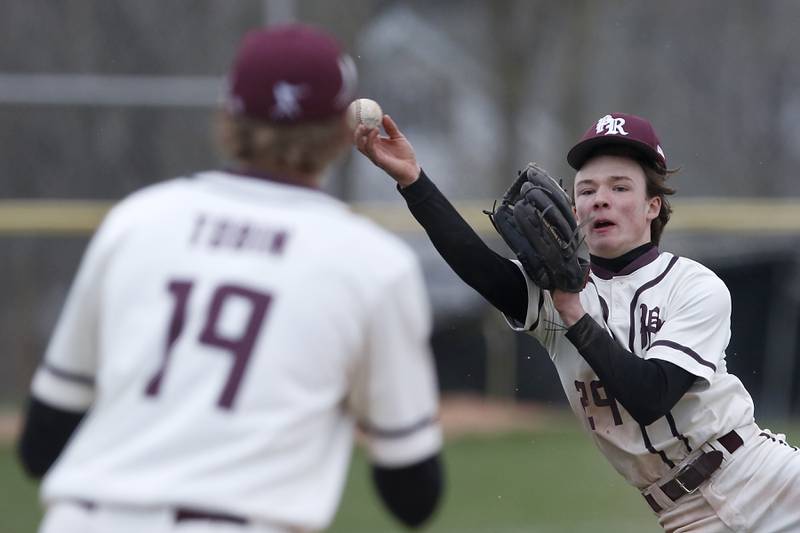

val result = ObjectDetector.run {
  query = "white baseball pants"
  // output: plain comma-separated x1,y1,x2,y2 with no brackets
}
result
38,501,299,533
656,426,800,532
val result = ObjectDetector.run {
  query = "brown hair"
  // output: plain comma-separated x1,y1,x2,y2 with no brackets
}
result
576,145,677,245
215,111,349,176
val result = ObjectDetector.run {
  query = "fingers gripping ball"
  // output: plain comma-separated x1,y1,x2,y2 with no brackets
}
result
347,98,383,129
487,162,590,292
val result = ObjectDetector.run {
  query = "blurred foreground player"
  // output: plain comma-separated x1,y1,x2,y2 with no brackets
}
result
18,24,443,533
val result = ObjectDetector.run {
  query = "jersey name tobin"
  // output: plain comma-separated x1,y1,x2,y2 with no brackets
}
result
190,213,289,255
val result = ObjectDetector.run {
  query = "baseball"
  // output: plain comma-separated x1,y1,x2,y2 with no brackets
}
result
347,98,383,130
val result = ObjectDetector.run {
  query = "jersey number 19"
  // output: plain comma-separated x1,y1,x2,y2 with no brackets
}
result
144,279,272,409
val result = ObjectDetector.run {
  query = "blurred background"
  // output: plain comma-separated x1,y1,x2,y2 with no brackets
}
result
1,1,800,531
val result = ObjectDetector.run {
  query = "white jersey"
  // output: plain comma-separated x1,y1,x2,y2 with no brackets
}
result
507,248,754,489
31,170,442,531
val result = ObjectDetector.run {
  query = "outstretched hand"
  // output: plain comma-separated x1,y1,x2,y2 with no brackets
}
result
353,115,421,188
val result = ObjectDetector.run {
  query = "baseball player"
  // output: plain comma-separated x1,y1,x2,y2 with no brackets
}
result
17,24,444,533
355,112,800,532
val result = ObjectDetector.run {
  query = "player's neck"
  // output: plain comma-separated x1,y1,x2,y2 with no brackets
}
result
590,242,655,274
230,165,322,189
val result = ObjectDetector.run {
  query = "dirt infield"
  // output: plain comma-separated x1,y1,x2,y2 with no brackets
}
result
0,394,549,444
438,394,548,437
0,410,19,443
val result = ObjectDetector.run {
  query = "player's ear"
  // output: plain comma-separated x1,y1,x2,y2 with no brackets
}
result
646,195,661,221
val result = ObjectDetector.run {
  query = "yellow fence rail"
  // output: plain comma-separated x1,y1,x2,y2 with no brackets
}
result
2,198,800,236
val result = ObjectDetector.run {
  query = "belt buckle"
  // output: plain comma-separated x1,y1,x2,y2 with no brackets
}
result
673,465,699,496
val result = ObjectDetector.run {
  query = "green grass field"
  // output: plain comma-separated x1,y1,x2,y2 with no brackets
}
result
330,428,660,533
0,420,662,533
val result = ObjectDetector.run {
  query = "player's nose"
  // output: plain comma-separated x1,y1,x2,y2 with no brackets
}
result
593,189,610,208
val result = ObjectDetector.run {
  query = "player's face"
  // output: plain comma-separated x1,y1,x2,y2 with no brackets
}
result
573,155,661,259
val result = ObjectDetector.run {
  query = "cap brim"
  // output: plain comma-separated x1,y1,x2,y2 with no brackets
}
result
567,136,662,171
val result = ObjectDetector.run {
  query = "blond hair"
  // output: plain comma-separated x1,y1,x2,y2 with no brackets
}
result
215,111,349,176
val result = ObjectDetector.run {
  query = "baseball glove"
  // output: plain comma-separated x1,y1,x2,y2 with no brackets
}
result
486,162,589,292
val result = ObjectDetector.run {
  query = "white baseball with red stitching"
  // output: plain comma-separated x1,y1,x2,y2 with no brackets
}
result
347,98,383,129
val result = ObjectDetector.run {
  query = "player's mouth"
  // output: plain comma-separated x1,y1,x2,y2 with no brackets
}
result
592,219,616,233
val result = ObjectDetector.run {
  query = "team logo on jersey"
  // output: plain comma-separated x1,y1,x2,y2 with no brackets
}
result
595,114,629,136
639,304,664,349
271,81,308,119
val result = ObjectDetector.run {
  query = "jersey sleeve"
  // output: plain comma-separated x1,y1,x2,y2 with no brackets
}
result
501,260,546,331
349,256,443,468
644,270,731,384
500,259,568,353
30,210,122,411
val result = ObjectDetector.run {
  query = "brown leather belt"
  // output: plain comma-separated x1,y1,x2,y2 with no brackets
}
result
74,500,249,526
174,507,249,525
644,429,743,513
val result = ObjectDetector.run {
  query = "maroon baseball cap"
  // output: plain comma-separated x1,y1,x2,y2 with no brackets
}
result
226,24,357,123
567,113,666,171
